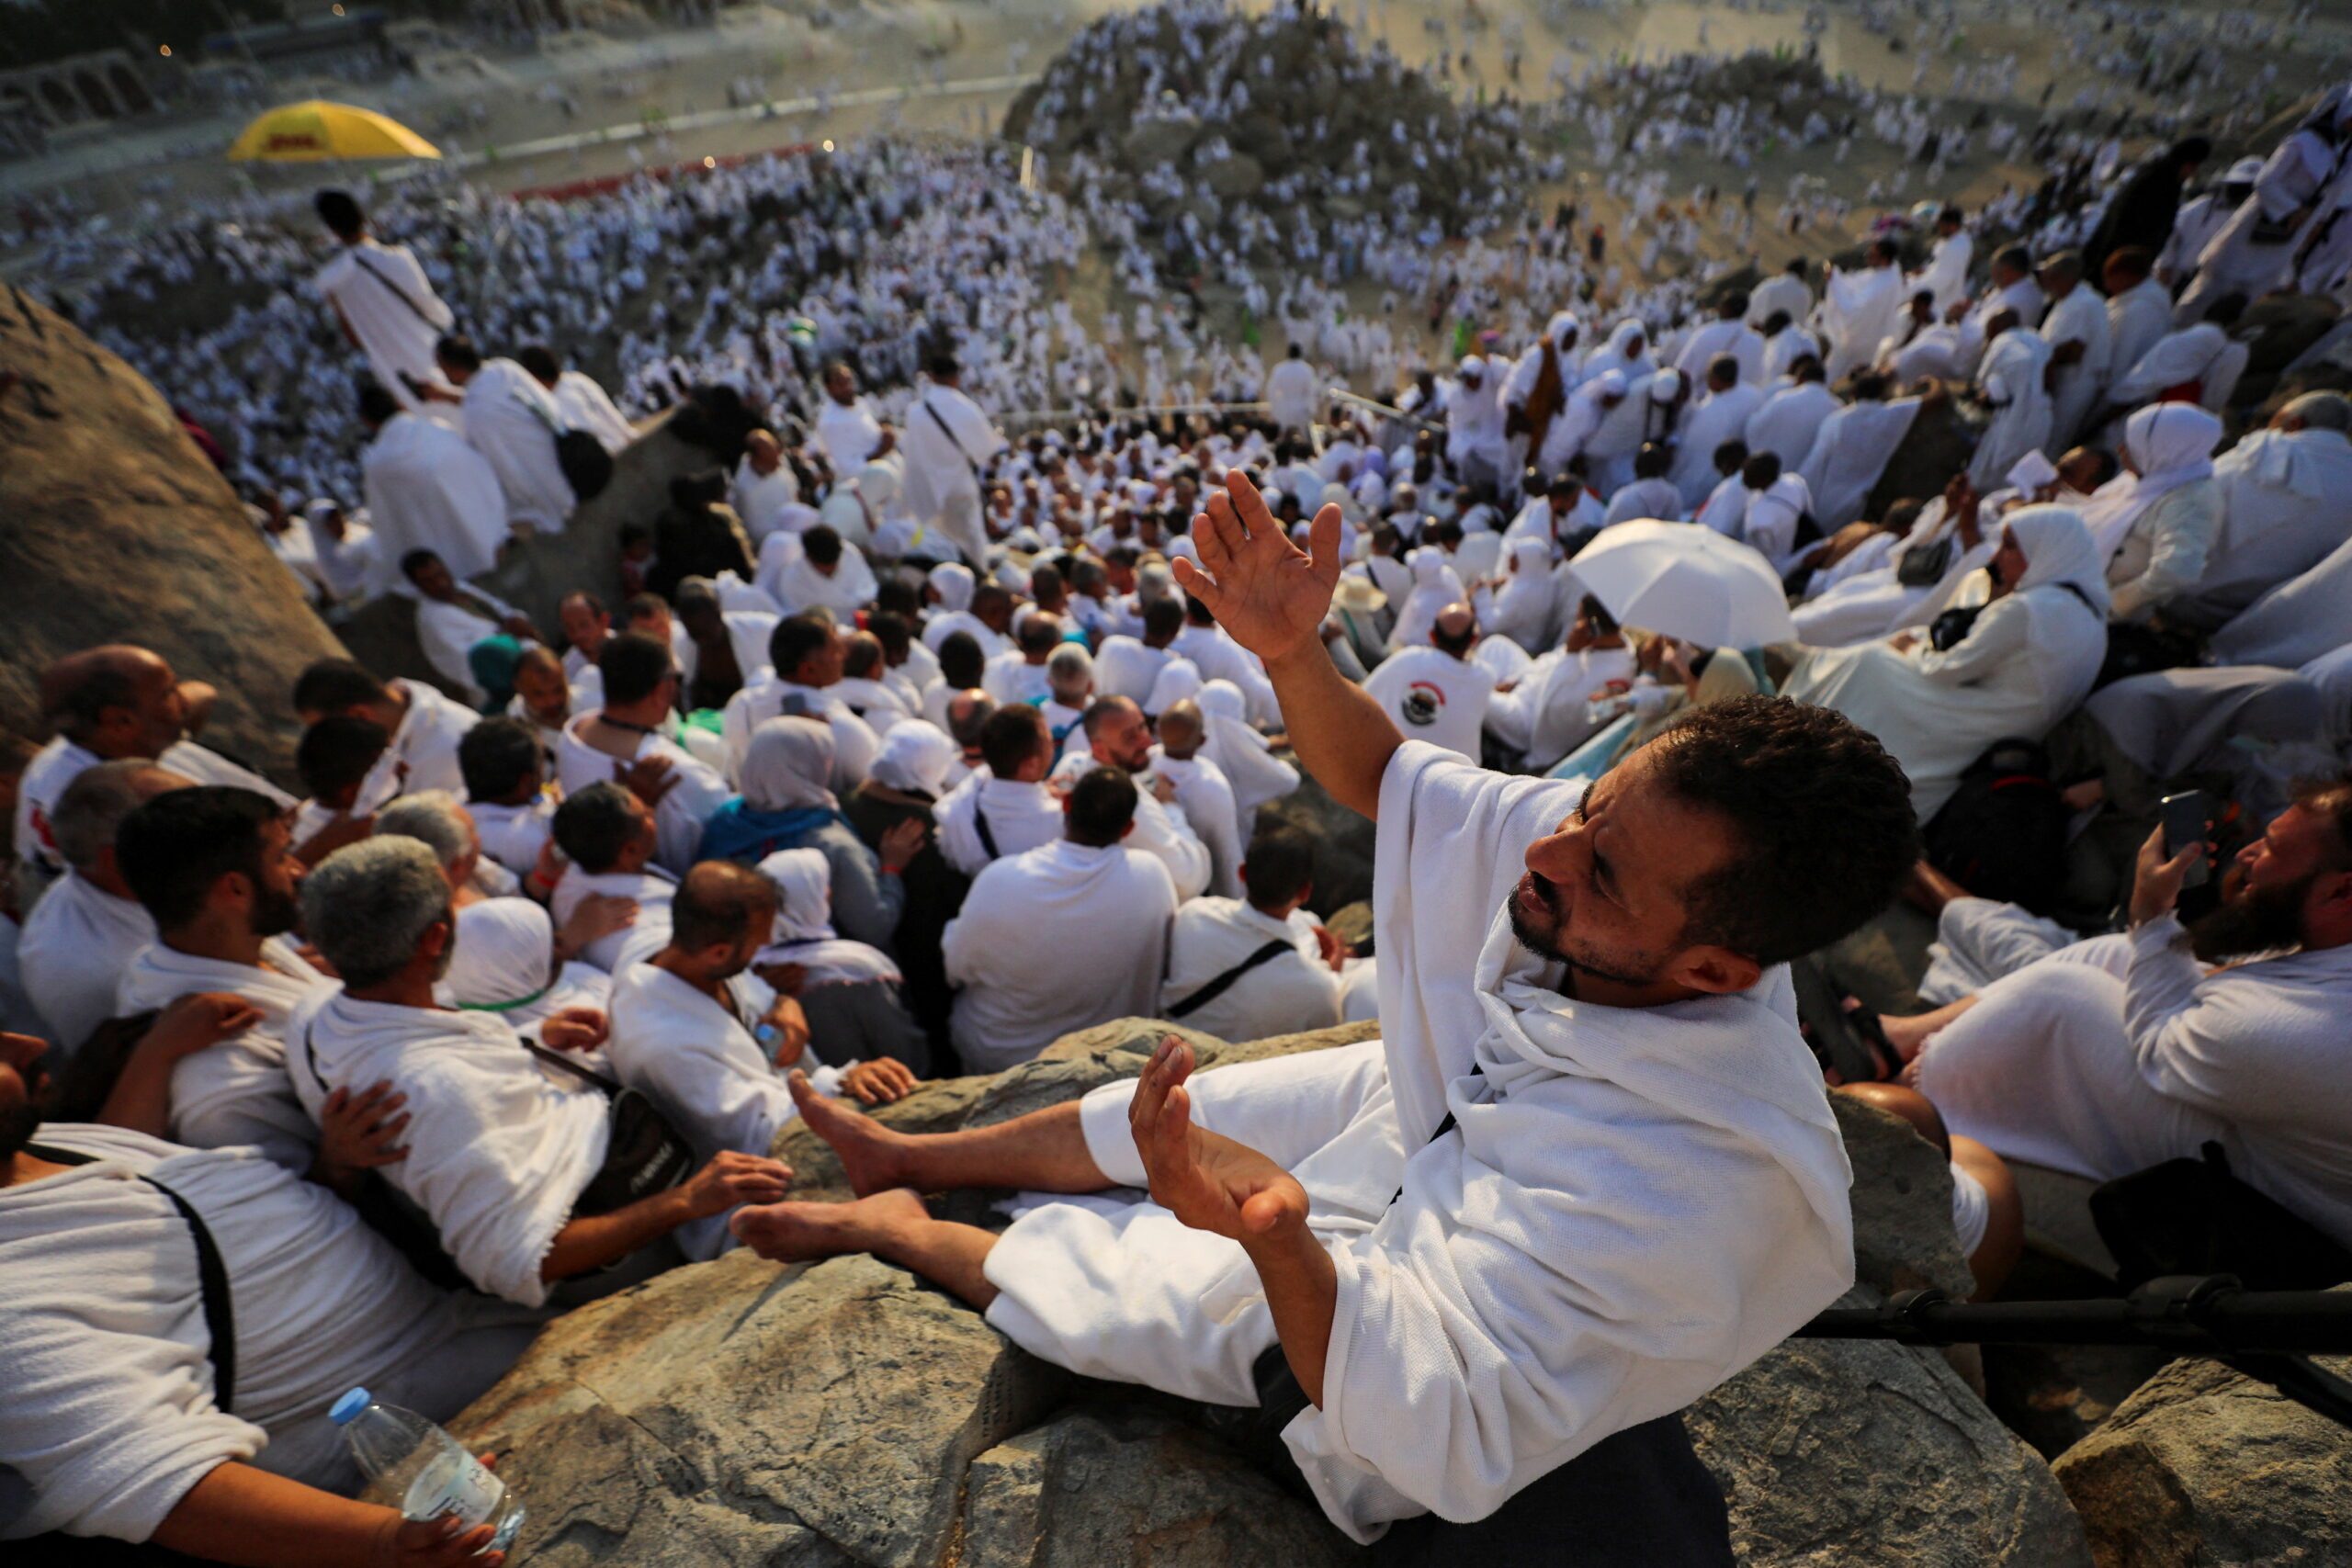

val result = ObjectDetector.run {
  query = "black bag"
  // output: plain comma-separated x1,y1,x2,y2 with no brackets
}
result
2095,620,2204,690
1921,737,2071,914
555,426,616,502
1894,534,1955,589
519,1039,697,1215
2091,1142,2352,1291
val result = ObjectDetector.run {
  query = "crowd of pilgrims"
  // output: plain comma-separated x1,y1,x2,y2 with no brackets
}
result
14,24,2352,1564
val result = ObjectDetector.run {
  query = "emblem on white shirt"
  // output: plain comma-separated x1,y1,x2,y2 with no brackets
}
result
1402,682,1446,728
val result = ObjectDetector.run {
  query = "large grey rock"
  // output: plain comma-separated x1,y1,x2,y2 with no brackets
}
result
1832,1092,1974,1299
2052,1350,2352,1567
1690,1292,2095,1567
1257,770,1376,919
0,287,348,781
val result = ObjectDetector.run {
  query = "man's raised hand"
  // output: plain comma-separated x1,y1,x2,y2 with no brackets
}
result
1128,1035,1309,1243
1171,471,1343,668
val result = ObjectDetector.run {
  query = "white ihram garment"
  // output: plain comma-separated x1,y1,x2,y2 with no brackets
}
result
314,240,452,413
360,412,511,592
18,873,154,1058
459,358,575,530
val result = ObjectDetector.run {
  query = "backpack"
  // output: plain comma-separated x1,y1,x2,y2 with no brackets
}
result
1921,737,2070,915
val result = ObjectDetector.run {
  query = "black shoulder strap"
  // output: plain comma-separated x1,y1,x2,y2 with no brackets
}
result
2054,580,2103,617
520,1035,622,1098
922,397,984,479
348,249,437,328
973,806,1001,862
141,1173,237,1416
1165,939,1295,1020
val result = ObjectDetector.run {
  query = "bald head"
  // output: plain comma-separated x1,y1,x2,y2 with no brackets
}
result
2278,392,2352,434
1432,603,1478,658
669,860,778,967
1159,699,1204,761
43,645,187,758
2036,250,2084,291
745,428,782,473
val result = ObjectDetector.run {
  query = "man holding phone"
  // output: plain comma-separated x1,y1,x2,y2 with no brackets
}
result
1883,774,2352,1253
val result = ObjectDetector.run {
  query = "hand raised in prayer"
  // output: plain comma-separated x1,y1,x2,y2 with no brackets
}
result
616,752,678,807
555,892,637,961
317,1080,410,1178
679,1151,793,1220
877,817,928,874
375,1454,505,1565
538,1007,610,1055
1129,1036,1309,1244
141,992,264,1064
840,1057,920,1106
1172,472,1342,669
2130,825,2210,930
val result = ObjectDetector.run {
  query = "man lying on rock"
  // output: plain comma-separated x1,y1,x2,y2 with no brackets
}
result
733,473,1920,1558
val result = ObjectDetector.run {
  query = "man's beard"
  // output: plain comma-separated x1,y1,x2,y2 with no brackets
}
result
253,883,303,941
1503,881,1668,989
2188,873,2312,963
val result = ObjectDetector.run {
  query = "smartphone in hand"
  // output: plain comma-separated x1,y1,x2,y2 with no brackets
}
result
2160,790,2212,890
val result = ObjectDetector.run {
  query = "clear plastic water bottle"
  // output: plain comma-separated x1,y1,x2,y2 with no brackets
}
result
329,1388,524,1553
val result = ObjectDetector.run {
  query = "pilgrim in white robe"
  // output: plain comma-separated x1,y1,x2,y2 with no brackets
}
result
2106,277,2176,400
1670,382,1766,509
768,545,880,622
1816,261,1905,381
414,591,518,707
1748,270,1814,330
19,872,155,1055
459,357,576,531
1197,680,1300,848
1385,550,1469,654
0,1127,537,1543
2178,108,2350,324
2085,402,2224,622
436,898,611,1032
1966,329,2056,492
1693,471,1750,536
1783,506,2110,820
1265,355,1323,433
555,716,730,875
935,772,1067,876
2211,528,2352,670
605,963,842,1258
1601,476,1686,527
355,679,481,812
2040,284,2115,452
1485,538,1564,655
1171,624,1281,726
1481,643,1638,772
360,412,511,592
14,739,290,890
720,678,879,794
1790,496,1996,648
942,839,1178,1070
552,369,635,455
1093,637,1181,705
816,395,888,474
2168,424,2352,629
549,865,677,975
981,743,1855,1542
1148,750,1246,901
1363,646,1493,762
286,990,611,1307
2106,323,2243,412
902,383,1007,568
1745,380,1840,469
1673,318,1767,386
1739,472,1816,575
314,239,453,415
1159,897,1344,1042
1915,924,2352,1248
115,937,335,1173
1799,394,1921,530
733,457,802,542
469,793,557,878
1047,750,1212,901
1913,230,1975,317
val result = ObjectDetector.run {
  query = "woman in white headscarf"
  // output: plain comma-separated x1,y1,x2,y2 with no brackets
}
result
1386,546,1466,652
1965,325,2055,492
1579,319,1655,386
842,719,959,1057
1783,505,2111,820
928,559,977,614
755,848,929,1075
1197,678,1299,852
1144,657,1204,718
437,897,613,1036
701,716,905,951
2078,401,2223,620
1484,536,1562,654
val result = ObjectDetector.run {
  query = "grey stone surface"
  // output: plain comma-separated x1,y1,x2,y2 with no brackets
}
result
2053,1349,2352,1568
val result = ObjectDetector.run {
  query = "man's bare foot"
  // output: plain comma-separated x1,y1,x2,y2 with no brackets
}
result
789,1070,912,1195
1878,1010,1943,1062
729,1188,929,1262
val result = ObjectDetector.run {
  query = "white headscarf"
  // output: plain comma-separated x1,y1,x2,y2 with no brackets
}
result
2002,503,2112,615
741,716,839,813
869,721,956,799
929,560,976,612
1145,657,1205,716
1545,310,1580,352
2078,402,2222,560
755,848,901,987
437,897,612,1026
1581,320,1653,383
1198,678,1300,818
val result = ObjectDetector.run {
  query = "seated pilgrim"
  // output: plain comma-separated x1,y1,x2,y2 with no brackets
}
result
1883,782,2352,1253
720,614,881,794
935,705,1068,876
288,837,788,1306
555,632,731,875
292,658,481,812
729,475,1917,1554
457,716,560,881
941,768,1179,1073
755,848,933,1077
547,783,677,975
1149,699,1247,901
19,761,184,1059
1159,826,1364,1043
401,548,539,710
0,1033,547,1563
1484,596,1639,773
1361,603,1495,763
1046,696,1213,902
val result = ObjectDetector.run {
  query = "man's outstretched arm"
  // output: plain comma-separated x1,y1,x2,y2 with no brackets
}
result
1174,472,1402,821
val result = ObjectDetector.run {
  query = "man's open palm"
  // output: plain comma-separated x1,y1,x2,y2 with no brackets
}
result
1172,471,1343,667
1130,1036,1309,1243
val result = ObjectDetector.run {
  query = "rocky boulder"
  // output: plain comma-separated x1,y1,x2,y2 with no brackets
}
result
2052,1349,2352,1566
454,1019,2086,1566
1867,393,1977,524
0,286,348,780
1256,771,1376,919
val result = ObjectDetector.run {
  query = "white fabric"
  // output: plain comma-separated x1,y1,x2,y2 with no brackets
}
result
116,938,334,1173
1918,919,2352,1247
437,897,608,1028
553,369,635,455
1149,750,1246,901
0,1126,525,1542
314,240,452,412
943,840,1177,1070
755,847,901,987
1094,636,1180,705
355,679,480,812
1967,329,2056,492
816,395,888,473
458,358,574,530
768,542,880,620
1265,356,1322,431
1385,549,1468,654
549,866,676,975
360,412,511,593
1918,896,2077,1005
469,793,557,878
2184,426,2352,624
1484,645,1640,771
554,716,729,875
733,458,803,543
2040,284,2114,449
1670,382,1766,509
2089,403,2224,619
1799,397,1922,529
19,873,154,1055
2106,278,2176,399
1914,230,1975,316
14,739,287,888
1486,538,1564,654
1744,380,1840,469
1047,749,1212,901
902,384,1007,565
1673,317,1768,386
1159,897,1341,1041
935,773,1065,876
1197,681,1300,846
721,679,879,795
1818,262,1905,380
286,991,609,1305
414,595,505,706
1363,646,1493,761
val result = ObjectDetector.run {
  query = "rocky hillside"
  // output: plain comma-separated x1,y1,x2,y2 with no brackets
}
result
0,287,348,781
453,1017,2092,1566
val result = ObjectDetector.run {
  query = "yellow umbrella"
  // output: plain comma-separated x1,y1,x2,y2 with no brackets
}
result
227,100,441,163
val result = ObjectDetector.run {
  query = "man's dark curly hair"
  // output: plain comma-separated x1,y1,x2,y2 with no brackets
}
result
1646,695,1917,964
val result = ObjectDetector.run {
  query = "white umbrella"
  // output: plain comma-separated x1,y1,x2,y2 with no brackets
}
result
1565,521,1797,649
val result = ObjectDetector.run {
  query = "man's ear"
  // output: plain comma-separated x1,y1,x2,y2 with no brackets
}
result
1669,944,1762,998
1121,820,1136,840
